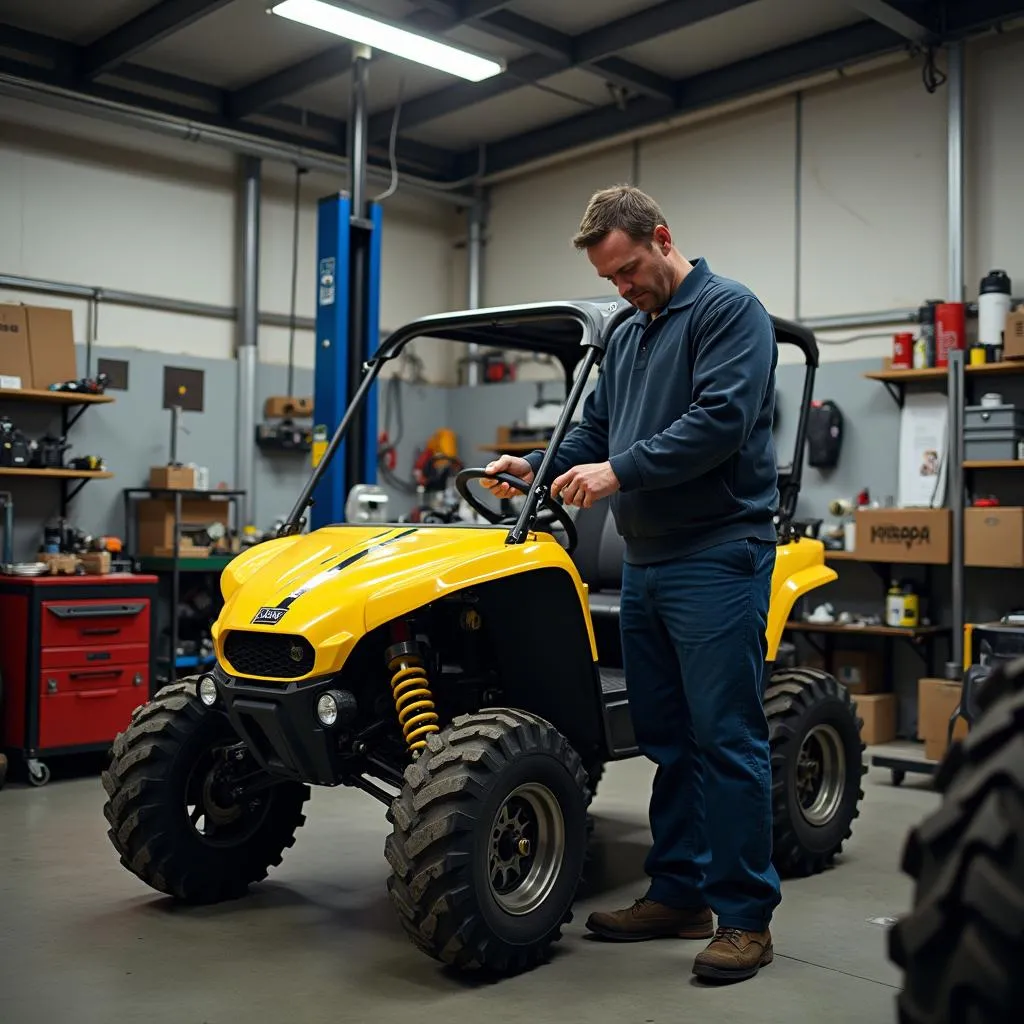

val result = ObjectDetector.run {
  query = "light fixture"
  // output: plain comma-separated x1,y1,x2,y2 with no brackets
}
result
269,0,504,82
198,675,218,707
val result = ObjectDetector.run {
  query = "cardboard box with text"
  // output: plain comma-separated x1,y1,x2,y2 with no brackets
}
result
855,507,950,564
0,305,33,389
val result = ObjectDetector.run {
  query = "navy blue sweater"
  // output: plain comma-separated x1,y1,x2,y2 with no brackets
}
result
525,258,779,564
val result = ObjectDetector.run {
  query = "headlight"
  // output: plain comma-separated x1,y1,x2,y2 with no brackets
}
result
316,691,339,727
198,675,218,706
315,688,357,728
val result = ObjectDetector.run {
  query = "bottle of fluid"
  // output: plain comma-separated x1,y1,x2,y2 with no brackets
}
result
978,269,1012,359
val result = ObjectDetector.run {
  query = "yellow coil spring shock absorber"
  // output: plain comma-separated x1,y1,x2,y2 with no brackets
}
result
385,636,439,754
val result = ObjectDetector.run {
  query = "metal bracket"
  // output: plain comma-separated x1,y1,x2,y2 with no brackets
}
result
881,381,904,408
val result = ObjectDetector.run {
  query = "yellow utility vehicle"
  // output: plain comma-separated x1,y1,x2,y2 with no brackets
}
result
102,299,865,976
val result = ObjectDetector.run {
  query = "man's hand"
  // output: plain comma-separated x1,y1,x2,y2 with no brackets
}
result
481,454,535,499
552,462,620,508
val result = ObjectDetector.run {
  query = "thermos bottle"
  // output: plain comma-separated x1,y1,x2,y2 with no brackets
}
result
978,269,1012,359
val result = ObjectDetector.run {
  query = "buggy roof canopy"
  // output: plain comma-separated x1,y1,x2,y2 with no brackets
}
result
371,298,819,375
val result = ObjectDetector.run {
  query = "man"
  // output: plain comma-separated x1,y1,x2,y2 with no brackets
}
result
484,184,781,983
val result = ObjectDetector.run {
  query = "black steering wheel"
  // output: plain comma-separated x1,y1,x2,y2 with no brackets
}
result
455,468,578,555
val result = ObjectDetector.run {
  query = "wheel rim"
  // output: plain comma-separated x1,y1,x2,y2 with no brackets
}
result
796,724,846,826
487,782,565,916
184,745,271,847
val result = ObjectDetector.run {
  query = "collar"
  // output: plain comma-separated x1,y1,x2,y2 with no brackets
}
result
628,257,711,325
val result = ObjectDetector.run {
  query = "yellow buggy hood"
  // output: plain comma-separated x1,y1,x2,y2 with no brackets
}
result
213,524,591,680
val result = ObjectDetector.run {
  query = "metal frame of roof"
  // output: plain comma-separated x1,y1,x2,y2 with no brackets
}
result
1,0,1022,198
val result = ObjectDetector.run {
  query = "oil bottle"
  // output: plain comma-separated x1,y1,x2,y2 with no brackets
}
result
886,580,920,628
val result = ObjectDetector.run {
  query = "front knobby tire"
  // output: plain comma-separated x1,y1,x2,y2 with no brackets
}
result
889,674,1024,1024
102,677,310,904
384,708,590,975
765,667,867,877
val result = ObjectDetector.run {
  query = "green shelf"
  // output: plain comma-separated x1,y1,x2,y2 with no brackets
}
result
139,555,236,572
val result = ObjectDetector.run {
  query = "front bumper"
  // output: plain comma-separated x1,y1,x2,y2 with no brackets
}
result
209,665,342,786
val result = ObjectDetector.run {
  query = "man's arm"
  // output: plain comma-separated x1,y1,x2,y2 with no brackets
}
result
608,294,773,492
523,364,611,483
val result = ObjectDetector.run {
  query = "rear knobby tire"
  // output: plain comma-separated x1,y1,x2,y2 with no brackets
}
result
889,670,1024,1024
385,708,590,975
765,667,866,877
101,677,310,904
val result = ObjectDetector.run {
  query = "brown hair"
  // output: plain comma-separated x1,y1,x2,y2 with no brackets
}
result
572,184,667,250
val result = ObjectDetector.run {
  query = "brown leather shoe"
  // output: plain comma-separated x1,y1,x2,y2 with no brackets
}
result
585,898,714,941
692,927,774,981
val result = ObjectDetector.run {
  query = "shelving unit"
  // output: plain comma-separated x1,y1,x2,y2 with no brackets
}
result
858,352,1024,783
123,487,244,684
0,387,115,519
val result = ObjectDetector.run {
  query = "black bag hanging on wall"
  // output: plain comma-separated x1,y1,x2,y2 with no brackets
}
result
807,399,843,469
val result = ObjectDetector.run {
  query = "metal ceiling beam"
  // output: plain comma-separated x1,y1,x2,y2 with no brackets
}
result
367,0,754,138
459,20,908,179
0,34,459,182
80,0,236,79
844,2,937,43
574,0,761,63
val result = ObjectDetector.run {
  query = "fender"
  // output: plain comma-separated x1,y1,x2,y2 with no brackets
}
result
766,563,839,660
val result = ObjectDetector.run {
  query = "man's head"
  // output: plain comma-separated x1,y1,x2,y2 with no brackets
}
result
573,184,688,314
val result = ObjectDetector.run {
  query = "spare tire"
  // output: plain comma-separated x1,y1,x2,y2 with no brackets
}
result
889,659,1024,1024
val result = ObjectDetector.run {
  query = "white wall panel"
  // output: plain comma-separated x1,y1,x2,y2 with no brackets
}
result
799,62,947,317
0,101,461,370
966,30,1024,301
639,98,797,318
484,145,634,306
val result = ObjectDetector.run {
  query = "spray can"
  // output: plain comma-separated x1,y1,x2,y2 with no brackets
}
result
892,332,913,369
886,581,920,628
935,302,966,368
978,269,1011,359
915,301,939,368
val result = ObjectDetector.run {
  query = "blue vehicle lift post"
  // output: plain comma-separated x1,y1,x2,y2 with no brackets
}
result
311,44,381,529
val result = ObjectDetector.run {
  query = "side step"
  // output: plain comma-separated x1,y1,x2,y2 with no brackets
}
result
599,667,638,757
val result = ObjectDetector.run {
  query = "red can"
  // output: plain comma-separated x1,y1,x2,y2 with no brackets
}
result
892,332,913,368
935,302,966,367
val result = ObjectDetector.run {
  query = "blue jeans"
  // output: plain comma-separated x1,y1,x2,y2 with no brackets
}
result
620,537,782,932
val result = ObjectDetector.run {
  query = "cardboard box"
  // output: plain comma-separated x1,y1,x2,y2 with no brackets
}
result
855,507,950,564
1005,308,1024,360
264,395,313,418
25,306,77,390
0,305,33,390
852,693,897,744
833,649,884,694
918,677,968,760
149,465,197,490
136,498,230,556
966,506,1024,567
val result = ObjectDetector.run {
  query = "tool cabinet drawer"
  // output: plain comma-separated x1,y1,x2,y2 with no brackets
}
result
38,687,147,750
41,599,151,648
39,664,149,697
40,643,151,671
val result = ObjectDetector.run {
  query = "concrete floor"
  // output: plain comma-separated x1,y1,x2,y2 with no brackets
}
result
0,754,936,1024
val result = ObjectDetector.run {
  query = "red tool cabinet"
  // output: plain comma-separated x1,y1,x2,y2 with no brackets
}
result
0,574,159,785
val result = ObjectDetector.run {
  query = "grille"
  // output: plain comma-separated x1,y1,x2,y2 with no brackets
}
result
223,631,315,679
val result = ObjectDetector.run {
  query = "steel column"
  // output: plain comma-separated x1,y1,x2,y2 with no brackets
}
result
237,155,260,529
946,349,966,681
348,45,371,217
466,196,485,384
948,40,965,303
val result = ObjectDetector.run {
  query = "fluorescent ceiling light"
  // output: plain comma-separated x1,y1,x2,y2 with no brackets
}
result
270,0,504,82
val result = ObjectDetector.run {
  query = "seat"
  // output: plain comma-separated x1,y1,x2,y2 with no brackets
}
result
570,501,625,620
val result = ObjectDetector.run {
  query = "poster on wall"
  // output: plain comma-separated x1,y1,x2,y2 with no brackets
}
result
898,392,948,507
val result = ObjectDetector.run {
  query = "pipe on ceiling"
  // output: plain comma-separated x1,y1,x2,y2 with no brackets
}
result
0,72,477,208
